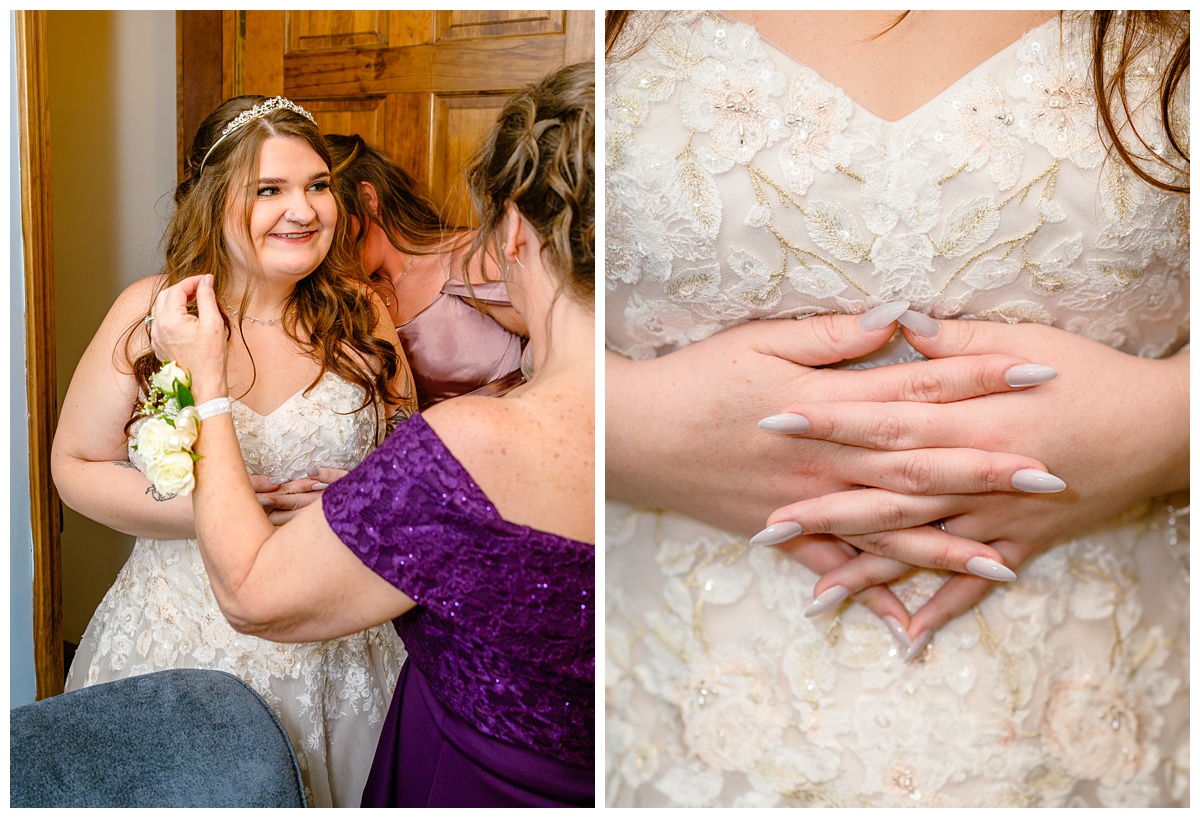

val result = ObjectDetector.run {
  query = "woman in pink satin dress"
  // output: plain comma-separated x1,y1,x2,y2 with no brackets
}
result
327,134,528,408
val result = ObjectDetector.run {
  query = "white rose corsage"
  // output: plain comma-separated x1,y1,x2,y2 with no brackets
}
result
132,361,200,498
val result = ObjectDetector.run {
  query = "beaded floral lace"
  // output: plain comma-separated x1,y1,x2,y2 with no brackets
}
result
606,11,1188,807
66,372,405,808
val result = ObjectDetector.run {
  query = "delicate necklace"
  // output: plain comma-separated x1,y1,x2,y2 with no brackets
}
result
382,255,416,308
224,301,285,326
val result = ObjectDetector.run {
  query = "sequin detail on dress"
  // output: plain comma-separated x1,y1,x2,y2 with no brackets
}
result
323,413,595,769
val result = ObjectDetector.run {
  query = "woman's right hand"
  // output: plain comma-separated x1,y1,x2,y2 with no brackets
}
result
150,274,229,402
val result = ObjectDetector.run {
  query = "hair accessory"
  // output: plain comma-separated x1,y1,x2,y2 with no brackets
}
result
196,397,232,420
200,96,317,170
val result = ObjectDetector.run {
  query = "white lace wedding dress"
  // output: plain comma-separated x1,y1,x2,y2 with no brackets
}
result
65,372,406,808
606,11,1188,807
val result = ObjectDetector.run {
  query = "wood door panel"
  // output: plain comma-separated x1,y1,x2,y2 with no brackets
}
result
287,11,388,53
303,96,387,148
433,94,511,226
383,93,434,190
181,10,594,214
284,36,571,98
436,10,563,41
388,11,435,48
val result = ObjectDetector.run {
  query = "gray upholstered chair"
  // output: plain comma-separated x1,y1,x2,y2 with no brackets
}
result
10,669,306,808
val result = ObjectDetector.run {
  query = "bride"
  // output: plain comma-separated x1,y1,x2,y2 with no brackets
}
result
605,10,1188,807
51,95,415,807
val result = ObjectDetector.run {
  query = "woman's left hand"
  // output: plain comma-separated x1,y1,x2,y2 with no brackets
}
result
250,467,349,525
764,317,1188,645
150,274,229,402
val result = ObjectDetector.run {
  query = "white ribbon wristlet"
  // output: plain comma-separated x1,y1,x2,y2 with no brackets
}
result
196,397,232,420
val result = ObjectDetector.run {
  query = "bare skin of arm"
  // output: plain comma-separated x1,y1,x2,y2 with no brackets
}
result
51,276,205,539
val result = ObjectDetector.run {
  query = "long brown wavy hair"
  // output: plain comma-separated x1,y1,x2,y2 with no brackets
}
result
465,62,595,307
124,95,402,432
605,10,1189,194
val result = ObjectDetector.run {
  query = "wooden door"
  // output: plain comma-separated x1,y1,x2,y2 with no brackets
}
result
180,10,595,225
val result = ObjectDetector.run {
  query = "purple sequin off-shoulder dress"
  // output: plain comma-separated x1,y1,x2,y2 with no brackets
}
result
323,413,595,807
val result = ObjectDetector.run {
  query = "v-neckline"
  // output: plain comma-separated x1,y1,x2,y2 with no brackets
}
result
233,371,327,419
716,11,1063,127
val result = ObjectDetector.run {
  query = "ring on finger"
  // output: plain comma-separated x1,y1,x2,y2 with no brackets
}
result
931,518,948,532
143,314,154,326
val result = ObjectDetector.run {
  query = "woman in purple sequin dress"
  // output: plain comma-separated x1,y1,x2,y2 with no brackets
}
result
149,63,596,808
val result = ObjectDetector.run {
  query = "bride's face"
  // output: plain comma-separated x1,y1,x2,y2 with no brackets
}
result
224,135,336,283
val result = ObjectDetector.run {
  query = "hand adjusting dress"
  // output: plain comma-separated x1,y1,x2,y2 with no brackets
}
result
323,413,595,807
66,373,406,809
606,11,1188,807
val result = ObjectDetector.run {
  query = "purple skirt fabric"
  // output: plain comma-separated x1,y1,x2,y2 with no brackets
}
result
361,662,594,808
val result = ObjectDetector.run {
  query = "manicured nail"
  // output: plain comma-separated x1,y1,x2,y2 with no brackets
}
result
965,556,1017,582
904,630,933,663
897,310,939,338
1011,468,1066,493
858,300,910,332
1005,364,1058,387
258,497,275,508
749,521,803,546
883,616,912,651
805,585,850,618
758,413,810,434
312,482,329,490
268,476,287,486
306,465,320,477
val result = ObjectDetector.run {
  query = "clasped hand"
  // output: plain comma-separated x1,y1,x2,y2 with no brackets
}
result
609,305,1187,655
763,315,1186,653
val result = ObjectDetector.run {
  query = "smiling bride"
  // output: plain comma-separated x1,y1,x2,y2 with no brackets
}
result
50,95,416,807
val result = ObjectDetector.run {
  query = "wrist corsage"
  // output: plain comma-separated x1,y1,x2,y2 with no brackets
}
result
133,361,200,498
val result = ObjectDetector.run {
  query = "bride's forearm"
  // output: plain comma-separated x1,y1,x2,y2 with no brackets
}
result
1140,349,1188,497
604,350,658,505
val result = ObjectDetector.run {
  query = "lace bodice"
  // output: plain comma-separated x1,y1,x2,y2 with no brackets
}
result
81,371,402,807
605,11,1189,808
606,11,1188,361
128,371,383,479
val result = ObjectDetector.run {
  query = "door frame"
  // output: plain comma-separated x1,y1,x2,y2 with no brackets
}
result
16,9,64,699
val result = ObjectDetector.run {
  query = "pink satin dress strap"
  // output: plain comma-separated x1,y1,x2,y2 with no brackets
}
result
395,278,525,409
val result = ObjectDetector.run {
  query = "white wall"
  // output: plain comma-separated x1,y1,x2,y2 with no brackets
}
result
48,10,177,646
11,13,38,707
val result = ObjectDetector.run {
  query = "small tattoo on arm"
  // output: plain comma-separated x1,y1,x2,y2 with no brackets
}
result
385,406,413,439
113,460,137,470
145,485,177,502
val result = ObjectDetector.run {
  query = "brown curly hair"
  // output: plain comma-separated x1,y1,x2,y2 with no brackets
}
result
326,133,466,258
465,62,595,306
123,95,403,432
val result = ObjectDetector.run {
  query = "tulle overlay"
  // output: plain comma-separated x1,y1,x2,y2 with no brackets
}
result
605,11,1189,807
66,372,407,808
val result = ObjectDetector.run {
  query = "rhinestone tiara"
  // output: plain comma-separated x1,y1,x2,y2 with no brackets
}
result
199,96,318,170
